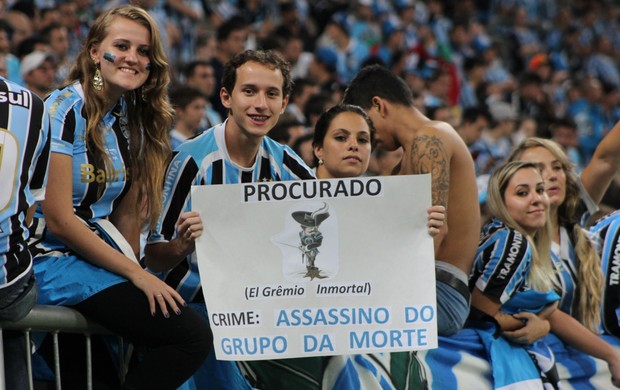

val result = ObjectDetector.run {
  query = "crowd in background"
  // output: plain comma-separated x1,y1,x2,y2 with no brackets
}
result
1,0,620,212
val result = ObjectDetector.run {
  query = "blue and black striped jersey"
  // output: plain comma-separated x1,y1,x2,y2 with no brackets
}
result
471,218,533,304
0,77,50,288
148,120,315,302
590,210,620,336
30,83,132,258
42,82,131,223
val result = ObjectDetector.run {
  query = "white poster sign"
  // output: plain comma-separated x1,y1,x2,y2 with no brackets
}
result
192,175,437,361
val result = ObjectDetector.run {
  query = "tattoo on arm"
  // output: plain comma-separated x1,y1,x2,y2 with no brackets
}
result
410,135,449,207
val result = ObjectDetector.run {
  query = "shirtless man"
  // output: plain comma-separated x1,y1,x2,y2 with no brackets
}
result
343,64,479,336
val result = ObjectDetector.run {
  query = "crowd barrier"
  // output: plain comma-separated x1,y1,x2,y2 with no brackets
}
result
0,305,128,390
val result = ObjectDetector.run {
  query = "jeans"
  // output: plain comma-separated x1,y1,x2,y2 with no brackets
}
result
436,262,470,337
1,268,37,390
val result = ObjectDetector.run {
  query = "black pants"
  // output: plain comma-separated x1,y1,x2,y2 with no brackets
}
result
40,282,212,390
1,267,37,390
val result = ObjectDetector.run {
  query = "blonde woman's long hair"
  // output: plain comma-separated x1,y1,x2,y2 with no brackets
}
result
509,138,602,331
486,161,556,292
65,5,174,229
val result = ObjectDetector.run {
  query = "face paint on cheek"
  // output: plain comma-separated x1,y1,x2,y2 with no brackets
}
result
103,52,116,63
145,63,152,71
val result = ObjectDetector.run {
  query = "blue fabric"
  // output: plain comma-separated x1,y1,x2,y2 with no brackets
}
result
501,290,560,315
33,226,127,306
30,82,131,306
590,210,620,337
421,291,558,389
169,129,187,150
472,219,533,304
482,327,544,388
0,77,50,288
436,275,470,337
421,221,561,389
566,98,605,164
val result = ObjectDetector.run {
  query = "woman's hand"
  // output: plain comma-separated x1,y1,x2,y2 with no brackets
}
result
427,205,446,237
608,355,620,388
503,312,551,345
175,211,203,258
607,353,620,388
129,269,186,317
503,302,557,344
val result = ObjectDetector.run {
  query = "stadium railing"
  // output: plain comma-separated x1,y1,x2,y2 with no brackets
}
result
0,305,128,390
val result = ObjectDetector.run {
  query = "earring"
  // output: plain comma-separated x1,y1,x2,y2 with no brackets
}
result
140,86,147,102
92,64,103,91
318,159,323,165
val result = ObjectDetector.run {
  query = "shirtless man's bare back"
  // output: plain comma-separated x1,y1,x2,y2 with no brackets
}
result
343,64,480,336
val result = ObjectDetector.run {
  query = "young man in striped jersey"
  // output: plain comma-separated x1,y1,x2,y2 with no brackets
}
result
0,77,51,389
145,49,314,389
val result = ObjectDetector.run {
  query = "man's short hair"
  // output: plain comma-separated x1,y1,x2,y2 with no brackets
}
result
462,106,492,125
549,117,577,133
222,49,293,97
217,15,248,42
291,77,317,100
169,86,206,109
343,64,414,109
303,92,331,120
184,60,212,79
39,23,67,44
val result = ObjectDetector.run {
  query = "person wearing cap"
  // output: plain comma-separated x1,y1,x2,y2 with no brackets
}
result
528,52,552,83
20,50,57,98
292,202,330,279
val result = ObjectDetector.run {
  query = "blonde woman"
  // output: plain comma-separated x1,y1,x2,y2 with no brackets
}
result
508,121,620,387
422,161,620,389
29,6,211,389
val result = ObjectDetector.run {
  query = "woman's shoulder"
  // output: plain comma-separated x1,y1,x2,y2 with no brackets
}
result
45,82,83,115
480,219,529,249
591,209,620,232
481,218,512,238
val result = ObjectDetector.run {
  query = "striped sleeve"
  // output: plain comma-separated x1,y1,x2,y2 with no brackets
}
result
0,78,51,284
473,228,531,303
29,98,51,200
591,211,620,336
281,144,315,180
45,89,79,155
149,150,200,243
